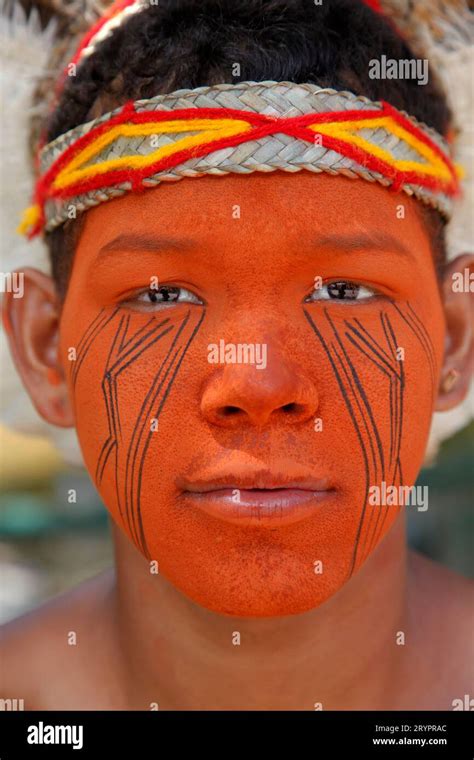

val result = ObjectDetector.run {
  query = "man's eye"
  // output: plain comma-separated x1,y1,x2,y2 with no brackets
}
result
125,286,203,309
305,280,377,302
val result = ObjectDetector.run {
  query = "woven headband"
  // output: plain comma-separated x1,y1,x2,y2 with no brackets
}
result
19,80,462,238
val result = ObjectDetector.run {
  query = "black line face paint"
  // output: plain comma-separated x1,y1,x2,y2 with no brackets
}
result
304,301,438,579
71,306,206,558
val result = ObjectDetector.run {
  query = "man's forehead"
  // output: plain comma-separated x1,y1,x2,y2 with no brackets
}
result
78,171,428,256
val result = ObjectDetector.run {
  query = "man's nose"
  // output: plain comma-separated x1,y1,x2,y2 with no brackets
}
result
200,339,319,428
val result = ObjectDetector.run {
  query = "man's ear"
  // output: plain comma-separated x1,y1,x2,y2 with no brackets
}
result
436,253,474,412
2,267,74,427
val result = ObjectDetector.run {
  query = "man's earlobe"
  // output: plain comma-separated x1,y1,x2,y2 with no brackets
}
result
2,267,75,428
436,253,474,412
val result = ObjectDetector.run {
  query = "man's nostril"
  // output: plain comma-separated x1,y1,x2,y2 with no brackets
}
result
221,406,241,417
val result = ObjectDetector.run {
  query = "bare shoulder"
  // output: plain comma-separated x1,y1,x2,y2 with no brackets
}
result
409,549,474,620
408,550,474,704
0,568,119,710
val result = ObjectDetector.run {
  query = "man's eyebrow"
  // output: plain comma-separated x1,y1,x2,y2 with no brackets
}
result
312,231,413,258
97,233,198,256
95,230,412,259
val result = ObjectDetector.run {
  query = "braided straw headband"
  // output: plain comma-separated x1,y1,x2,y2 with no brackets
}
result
19,80,462,239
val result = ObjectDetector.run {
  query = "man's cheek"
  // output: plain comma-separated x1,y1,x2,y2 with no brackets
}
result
63,306,206,554
304,300,439,574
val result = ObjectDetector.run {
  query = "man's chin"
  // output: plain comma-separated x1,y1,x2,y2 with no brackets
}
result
155,561,350,618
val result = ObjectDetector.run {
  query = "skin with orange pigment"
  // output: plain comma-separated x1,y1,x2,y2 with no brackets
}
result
46,367,63,386
57,172,446,617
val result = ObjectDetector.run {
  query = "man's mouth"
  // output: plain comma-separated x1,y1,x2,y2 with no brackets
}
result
177,468,336,527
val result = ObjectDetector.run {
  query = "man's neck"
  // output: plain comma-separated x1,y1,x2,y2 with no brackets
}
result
109,516,409,710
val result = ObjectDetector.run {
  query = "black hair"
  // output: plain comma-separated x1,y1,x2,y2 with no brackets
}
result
44,0,451,296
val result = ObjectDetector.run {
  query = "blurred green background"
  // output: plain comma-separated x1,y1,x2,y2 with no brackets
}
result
0,421,472,624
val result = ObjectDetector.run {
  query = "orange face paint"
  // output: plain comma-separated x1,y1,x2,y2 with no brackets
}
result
58,172,445,617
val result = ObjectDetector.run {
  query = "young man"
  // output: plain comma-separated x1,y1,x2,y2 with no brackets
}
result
1,0,473,710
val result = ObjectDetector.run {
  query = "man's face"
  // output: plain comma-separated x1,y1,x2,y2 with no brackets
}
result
59,172,445,616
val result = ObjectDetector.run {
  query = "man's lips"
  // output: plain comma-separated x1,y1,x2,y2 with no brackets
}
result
177,469,336,527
